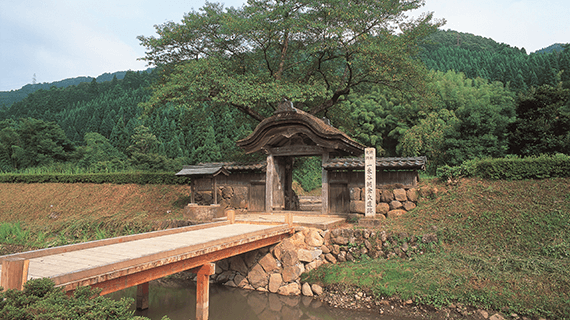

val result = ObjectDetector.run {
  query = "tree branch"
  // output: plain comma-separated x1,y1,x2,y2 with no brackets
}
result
231,103,266,122
308,87,351,116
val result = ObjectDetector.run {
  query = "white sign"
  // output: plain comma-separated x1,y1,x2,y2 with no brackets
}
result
364,148,376,217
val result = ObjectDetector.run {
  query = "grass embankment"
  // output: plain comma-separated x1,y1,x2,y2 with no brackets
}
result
2,179,569,318
0,183,192,253
303,178,570,319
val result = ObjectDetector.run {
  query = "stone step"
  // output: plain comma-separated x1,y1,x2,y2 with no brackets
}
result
298,196,322,211
298,196,322,204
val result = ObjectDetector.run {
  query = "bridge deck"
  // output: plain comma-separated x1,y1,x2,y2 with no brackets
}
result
0,221,292,295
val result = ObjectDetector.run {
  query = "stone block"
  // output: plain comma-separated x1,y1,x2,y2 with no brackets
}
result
230,186,249,209
243,251,258,268
234,274,248,288
393,188,408,202
389,200,403,210
221,186,234,199
406,188,418,202
247,264,268,288
380,189,394,202
268,273,282,293
302,283,313,296
311,284,323,295
298,249,322,263
259,253,280,274
305,259,324,272
195,191,213,204
349,187,361,201
387,209,407,218
281,249,299,267
277,283,301,296
403,201,417,211
350,200,365,213
376,202,390,215
282,264,304,283
229,255,249,275
305,229,324,247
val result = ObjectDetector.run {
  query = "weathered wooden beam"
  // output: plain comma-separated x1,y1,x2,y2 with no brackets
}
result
136,282,149,310
322,152,330,214
265,154,275,213
194,263,215,320
265,145,325,157
1,258,29,291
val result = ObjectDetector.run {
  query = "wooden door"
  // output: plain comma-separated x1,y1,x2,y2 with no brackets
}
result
329,182,349,214
249,181,266,212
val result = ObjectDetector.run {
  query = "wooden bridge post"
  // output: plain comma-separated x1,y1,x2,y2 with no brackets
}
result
226,209,235,224
195,263,216,320
1,258,29,291
136,282,149,310
285,211,293,227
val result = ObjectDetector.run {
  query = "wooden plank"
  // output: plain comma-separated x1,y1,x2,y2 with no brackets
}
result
0,221,230,264
59,231,291,295
51,224,290,288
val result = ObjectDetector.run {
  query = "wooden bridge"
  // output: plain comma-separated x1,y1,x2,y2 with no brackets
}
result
0,214,294,320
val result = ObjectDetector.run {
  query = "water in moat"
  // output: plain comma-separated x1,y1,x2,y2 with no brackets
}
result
109,280,420,320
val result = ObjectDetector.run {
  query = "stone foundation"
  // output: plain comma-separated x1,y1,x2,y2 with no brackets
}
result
183,204,224,222
349,185,419,218
205,227,438,297
193,186,249,213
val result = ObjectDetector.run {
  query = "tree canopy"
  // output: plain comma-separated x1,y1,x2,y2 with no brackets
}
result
138,0,444,121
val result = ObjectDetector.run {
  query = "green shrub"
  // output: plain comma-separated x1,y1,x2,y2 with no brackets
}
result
477,153,570,180
436,158,479,180
437,154,570,181
0,172,191,185
0,278,151,320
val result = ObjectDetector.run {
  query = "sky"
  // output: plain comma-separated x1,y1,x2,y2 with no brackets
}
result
1,0,568,92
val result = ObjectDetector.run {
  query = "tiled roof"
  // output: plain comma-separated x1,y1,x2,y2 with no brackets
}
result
236,105,365,156
323,156,426,170
176,161,266,176
177,157,425,176
213,161,267,171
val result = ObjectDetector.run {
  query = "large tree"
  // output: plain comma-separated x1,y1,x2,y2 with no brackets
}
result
138,0,444,122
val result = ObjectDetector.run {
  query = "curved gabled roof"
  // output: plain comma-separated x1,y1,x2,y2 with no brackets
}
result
237,102,365,157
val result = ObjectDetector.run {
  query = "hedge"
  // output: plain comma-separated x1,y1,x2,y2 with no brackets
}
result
0,172,191,185
437,154,570,181
476,154,570,180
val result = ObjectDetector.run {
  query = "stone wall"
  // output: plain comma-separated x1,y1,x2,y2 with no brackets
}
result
193,185,250,213
206,227,438,297
349,186,419,218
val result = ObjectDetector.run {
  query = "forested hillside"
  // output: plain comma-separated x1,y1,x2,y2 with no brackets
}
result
0,69,255,173
420,30,570,92
0,70,153,109
0,28,568,177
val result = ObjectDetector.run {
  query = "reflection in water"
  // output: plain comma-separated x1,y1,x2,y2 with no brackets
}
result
109,281,414,320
